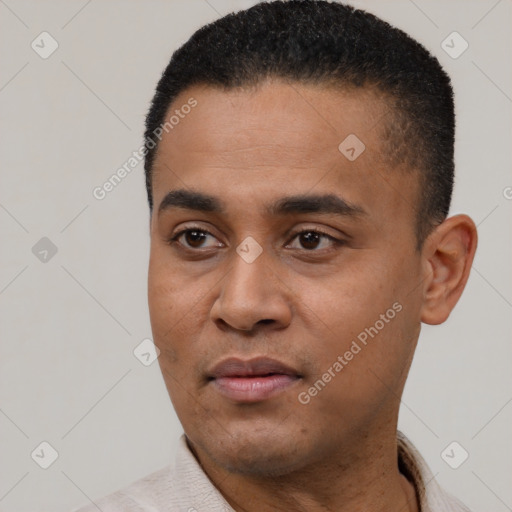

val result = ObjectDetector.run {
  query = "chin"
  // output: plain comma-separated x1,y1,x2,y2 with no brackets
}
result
191,423,313,477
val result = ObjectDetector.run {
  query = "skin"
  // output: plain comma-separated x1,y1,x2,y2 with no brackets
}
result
147,79,477,512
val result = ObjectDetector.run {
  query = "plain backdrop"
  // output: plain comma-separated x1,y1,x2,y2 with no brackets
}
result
0,1,510,511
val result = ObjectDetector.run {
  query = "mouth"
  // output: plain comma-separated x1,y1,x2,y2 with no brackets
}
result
207,357,303,403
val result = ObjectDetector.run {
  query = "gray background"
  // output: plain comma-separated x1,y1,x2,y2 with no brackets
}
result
0,0,510,511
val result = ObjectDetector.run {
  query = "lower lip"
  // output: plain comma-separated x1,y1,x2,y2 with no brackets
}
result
212,374,299,402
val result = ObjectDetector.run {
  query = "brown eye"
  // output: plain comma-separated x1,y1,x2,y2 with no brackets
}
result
299,231,321,249
169,228,222,250
288,230,341,251
183,229,208,248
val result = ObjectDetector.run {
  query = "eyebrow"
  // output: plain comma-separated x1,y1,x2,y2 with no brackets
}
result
158,189,366,218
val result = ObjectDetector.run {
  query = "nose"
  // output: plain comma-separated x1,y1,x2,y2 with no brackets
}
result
210,245,292,333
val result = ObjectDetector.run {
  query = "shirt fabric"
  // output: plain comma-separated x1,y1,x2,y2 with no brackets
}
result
72,431,472,512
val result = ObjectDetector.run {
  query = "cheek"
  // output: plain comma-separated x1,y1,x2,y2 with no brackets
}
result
297,252,418,371
148,272,178,331
296,258,392,331
148,255,189,359
148,243,195,321
148,251,216,367
301,303,415,424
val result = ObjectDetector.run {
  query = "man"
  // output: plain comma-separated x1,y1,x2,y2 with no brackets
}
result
74,1,477,510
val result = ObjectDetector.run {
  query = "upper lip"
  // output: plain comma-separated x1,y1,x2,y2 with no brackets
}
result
208,357,301,379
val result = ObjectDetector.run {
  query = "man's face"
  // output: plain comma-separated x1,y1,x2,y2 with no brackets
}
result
148,80,427,475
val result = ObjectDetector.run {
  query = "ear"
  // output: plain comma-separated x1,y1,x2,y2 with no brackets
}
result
420,214,478,325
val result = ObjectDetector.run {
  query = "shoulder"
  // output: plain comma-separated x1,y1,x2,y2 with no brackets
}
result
70,435,233,512
70,465,175,512
397,431,473,512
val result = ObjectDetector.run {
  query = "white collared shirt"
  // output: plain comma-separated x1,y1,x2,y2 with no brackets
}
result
72,431,472,512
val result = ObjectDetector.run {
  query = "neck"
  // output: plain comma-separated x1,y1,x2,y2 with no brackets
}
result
188,428,419,512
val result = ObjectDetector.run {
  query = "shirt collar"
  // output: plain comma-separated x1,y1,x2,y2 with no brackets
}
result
172,431,470,512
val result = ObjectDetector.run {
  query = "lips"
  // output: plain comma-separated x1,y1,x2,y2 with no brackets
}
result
208,357,302,402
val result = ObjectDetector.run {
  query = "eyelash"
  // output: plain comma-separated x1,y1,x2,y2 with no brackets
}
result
167,227,345,252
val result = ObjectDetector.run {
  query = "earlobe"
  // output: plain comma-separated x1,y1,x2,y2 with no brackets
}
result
420,214,478,325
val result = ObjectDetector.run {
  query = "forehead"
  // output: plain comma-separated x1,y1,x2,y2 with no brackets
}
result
155,80,386,169
151,80,418,230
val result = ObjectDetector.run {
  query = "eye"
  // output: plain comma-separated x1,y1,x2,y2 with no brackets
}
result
169,228,222,250
168,227,344,253
287,229,343,251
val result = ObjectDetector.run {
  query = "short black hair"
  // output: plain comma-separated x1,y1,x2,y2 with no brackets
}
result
144,0,455,246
